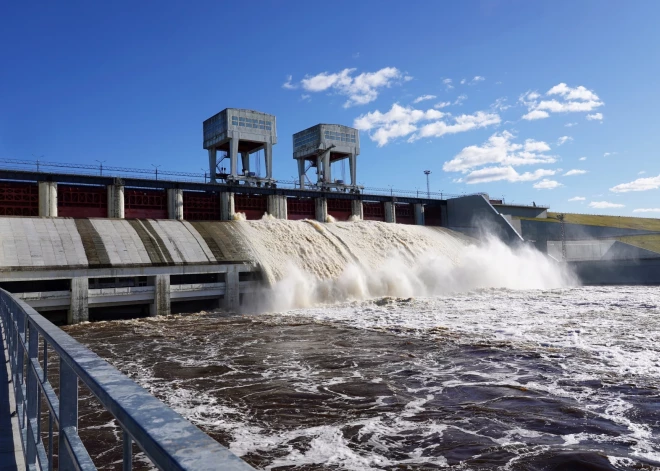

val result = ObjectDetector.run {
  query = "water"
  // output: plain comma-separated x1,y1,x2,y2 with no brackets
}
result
62,220,660,470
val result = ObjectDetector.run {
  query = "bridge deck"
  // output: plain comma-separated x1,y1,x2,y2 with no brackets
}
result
0,325,24,471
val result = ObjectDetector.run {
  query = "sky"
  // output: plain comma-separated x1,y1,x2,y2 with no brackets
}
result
1,1,659,215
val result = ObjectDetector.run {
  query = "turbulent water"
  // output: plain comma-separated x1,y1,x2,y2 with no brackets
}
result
62,220,660,470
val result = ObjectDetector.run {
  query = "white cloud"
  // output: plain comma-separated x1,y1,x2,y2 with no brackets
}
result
282,75,297,89
454,94,467,105
434,101,451,109
579,157,587,161
564,169,588,176
464,167,555,184
568,196,586,201
413,94,437,104
409,111,501,142
301,94,311,101
491,97,510,111
443,131,555,173
472,76,485,83
293,67,406,107
633,208,660,213
533,179,562,190
610,174,660,193
565,122,578,127
520,83,603,120
460,78,466,85
522,110,550,120
557,136,573,146
586,113,603,121
589,201,625,209
404,75,414,82
354,104,498,146
443,78,454,90
639,170,646,175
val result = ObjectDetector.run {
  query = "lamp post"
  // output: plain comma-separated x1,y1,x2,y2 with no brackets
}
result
424,170,431,198
95,160,106,176
151,164,161,181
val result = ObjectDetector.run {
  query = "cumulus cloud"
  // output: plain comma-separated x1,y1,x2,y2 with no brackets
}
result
533,179,562,189
443,131,555,173
589,201,624,209
434,101,451,109
460,78,466,85
564,169,588,176
443,78,454,90
610,174,660,193
579,157,587,161
520,83,603,120
287,67,406,107
464,167,555,184
568,196,586,201
413,94,437,103
472,76,485,83
557,136,573,146
353,104,500,146
586,113,603,121
633,208,660,213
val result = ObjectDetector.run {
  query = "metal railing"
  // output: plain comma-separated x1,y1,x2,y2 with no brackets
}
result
0,158,477,201
0,288,254,471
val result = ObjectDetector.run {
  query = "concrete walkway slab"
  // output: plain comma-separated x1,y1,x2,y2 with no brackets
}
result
0,324,24,471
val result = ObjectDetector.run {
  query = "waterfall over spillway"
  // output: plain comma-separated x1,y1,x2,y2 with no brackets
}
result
230,219,472,285
225,219,575,310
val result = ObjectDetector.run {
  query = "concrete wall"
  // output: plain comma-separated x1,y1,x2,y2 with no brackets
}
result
493,204,548,219
0,217,256,270
446,195,523,244
570,258,660,285
520,219,657,252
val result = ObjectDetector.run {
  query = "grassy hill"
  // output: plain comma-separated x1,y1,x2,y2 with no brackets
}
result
542,212,660,232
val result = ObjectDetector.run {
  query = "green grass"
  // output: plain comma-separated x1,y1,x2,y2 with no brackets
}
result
528,212,660,232
616,234,660,254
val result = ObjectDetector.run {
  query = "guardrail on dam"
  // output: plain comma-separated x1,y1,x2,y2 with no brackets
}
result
0,169,447,225
0,288,255,470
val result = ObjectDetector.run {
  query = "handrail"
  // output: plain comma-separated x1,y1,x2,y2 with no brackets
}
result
0,288,254,471
0,158,478,201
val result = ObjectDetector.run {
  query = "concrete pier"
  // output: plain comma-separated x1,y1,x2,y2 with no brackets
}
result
351,200,363,220
414,203,425,225
384,202,396,223
68,276,89,325
150,274,171,317
220,192,235,220
167,189,184,220
224,266,240,311
315,198,328,222
107,184,125,218
267,195,288,219
38,181,57,217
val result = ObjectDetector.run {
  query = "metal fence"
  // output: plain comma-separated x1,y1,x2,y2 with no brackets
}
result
0,289,254,471
0,158,474,201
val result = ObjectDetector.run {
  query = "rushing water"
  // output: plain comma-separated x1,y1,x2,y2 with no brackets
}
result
62,220,660,470
66,287,660,470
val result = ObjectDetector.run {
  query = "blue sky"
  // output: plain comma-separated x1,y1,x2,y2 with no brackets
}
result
1,1,659,215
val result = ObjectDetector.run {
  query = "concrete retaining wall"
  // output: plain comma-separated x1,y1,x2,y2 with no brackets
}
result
446,195,523,244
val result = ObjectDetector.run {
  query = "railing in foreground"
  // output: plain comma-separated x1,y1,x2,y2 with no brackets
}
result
0,289,254,471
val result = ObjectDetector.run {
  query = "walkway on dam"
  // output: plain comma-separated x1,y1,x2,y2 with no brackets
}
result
0,326,24,471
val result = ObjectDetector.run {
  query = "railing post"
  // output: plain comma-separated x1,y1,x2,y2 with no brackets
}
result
26,322,39,466
123,429,133,470
59,359,78,470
